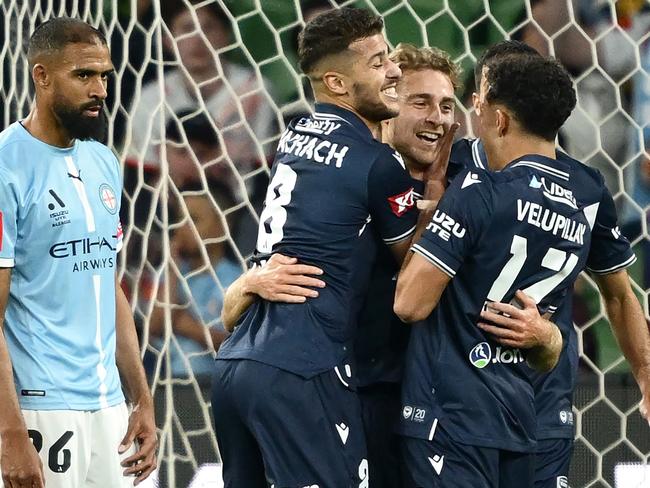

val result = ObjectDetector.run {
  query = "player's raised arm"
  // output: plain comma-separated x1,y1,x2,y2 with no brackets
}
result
0,268,45,488
114,277,158,484
221,254,325,332
593,269,650,423
379,123,459,266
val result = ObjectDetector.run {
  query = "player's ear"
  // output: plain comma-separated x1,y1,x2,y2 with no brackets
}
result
31,63,50,89
322,71,347,96
495,109,509,137
472,92,480,115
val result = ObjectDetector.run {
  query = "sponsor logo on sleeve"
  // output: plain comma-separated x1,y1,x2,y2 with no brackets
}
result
402,404,427,423
388,187,415,216
427,209,466,241
556,475,568,488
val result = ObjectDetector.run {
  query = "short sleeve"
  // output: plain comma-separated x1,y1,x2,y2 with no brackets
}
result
367,150,418,244
111,153,124,253
0,168,19,267
115,220,124,253
412,169,491,277
586,183,636,274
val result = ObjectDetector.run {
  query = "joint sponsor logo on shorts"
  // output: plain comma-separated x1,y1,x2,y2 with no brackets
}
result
427,209,466,241
388,187,415,217
402,404,427,423
428,454,444,475
556,475,568,488
99,184,118,215
559,410,574,426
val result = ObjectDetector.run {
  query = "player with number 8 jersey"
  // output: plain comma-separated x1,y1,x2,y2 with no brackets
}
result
213,8,421,488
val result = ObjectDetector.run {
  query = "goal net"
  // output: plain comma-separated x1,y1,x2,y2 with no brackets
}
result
2,0,650,486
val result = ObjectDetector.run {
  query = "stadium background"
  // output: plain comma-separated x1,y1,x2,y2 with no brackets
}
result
1,0,650,486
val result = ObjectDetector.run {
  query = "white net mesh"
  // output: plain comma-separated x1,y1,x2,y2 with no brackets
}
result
2,0,650,486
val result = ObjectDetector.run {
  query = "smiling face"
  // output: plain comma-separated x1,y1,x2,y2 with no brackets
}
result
47,40,113,141
388,68,455,168
346,33,402,123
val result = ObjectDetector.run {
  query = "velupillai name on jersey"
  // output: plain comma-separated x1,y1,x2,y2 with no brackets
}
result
516,199,586,245
277,129,350,168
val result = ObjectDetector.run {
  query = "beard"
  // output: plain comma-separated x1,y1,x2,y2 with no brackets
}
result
352,81,399,123
52,96,108,143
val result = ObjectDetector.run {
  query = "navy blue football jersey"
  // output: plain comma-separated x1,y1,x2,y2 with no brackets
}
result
353,180,424,387
398,150,634,452
450,139,635,441
217,103,418,377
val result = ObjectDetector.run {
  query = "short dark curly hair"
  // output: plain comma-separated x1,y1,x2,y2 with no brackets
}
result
485,54,576,141
474,40,540,91
27,17,107,68
298,7,384,75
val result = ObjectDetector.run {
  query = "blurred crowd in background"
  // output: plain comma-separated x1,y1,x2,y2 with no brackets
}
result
1,0,650,482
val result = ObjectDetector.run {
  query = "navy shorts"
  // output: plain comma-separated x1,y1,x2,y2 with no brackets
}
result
358,382,403,488
401,424,535,488
212,359,368,488
534,438,572,488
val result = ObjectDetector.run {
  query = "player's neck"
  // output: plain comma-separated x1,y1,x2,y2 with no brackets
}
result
487,137,556,171
22,106,74,148
314,94,382,139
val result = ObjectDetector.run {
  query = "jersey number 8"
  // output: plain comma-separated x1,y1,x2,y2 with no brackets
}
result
256,164,297,253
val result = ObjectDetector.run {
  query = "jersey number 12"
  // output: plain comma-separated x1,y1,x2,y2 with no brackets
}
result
487,234,579,304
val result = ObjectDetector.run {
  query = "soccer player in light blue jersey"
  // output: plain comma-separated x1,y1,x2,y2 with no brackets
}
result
0,18,156,488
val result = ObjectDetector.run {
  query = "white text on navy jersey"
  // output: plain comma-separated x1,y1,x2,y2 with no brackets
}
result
277,129,350,168
427,209,466,241
516,199,585,245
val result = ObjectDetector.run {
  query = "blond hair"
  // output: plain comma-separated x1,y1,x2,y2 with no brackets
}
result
389,43,462,90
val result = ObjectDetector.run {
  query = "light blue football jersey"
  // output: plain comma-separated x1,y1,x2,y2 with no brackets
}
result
0,122,125,410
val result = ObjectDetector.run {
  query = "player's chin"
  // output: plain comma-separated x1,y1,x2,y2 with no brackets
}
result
380,97,400,116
